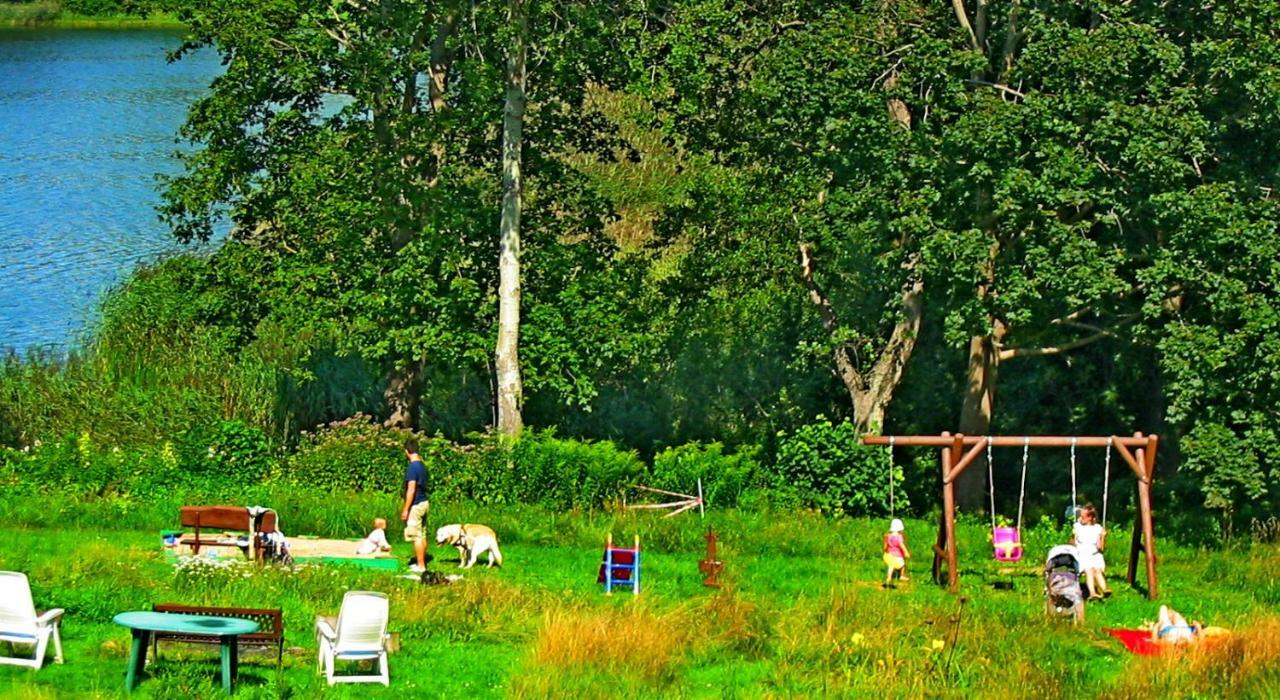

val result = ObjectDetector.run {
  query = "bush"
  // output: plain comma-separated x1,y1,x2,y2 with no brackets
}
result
769,418,901,516
190,420,276,485
650,442,760,508
460,431,644,509
3,433,186,501
60,0,152,16
284,415,450,494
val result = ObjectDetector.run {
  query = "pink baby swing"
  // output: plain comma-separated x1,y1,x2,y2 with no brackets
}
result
988,438,1029,563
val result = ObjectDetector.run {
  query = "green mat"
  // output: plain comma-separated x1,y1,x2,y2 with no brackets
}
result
295,556,402,571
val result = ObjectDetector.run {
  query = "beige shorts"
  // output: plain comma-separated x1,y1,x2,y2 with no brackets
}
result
404,501,429,541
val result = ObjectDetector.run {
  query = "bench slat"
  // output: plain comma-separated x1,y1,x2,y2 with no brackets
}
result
151,604,284,666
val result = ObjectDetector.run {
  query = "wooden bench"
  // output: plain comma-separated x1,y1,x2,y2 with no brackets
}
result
179,506,277,561
150,603,284,666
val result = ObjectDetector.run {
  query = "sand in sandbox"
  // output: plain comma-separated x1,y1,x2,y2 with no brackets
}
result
286,537,396,559
169,534,395,560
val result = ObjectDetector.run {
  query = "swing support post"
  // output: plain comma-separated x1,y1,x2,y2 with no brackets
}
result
936,433,956,589
1114,432,1159,599
869,432,1160,600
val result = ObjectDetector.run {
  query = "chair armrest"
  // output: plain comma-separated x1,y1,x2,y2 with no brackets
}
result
36,609,64,626
315,618,336,641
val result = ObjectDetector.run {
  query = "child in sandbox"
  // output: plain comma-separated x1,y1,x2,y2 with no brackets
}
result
356,517,393,555
883,518,911,586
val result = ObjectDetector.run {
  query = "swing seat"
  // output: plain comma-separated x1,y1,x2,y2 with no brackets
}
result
992,527,1023,562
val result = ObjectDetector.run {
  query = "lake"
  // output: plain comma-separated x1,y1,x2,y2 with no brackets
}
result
0,28,222,354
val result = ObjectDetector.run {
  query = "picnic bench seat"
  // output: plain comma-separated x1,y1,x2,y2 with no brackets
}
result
179,506,277,561
150,603,284,666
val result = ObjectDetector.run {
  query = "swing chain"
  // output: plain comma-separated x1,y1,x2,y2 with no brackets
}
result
1102,436,1112,529
1017,436,1029,533
888,436,895,518
986,438,996,532
1070,437,1078,514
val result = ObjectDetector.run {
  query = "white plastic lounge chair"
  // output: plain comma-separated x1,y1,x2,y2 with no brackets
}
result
0,571,64,669
315,591,390,686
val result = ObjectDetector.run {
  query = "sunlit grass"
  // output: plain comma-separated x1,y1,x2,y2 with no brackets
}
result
1,493,1278,697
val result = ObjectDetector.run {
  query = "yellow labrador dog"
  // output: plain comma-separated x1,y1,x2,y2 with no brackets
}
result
435,523,503,568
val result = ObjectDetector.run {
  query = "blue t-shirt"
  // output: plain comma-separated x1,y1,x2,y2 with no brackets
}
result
404,459,429,505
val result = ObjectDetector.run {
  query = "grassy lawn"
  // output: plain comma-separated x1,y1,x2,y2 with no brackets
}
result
0,495,1278,698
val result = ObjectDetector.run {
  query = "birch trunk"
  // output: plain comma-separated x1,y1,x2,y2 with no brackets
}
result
495,0,527,437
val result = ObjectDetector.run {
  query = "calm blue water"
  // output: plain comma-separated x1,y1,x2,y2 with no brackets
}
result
0,28,222,353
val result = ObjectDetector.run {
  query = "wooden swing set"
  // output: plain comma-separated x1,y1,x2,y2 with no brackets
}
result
862,432,1161,599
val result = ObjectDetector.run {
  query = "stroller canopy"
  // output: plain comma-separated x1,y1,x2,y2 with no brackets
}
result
1045,545,1081,572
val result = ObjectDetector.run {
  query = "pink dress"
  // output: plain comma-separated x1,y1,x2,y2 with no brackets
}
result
884,533,906,569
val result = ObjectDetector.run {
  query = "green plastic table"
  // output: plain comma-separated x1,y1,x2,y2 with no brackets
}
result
113,611,260,694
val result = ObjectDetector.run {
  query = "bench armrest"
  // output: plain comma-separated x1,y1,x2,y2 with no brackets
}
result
315,618,337,642
36,608,64,626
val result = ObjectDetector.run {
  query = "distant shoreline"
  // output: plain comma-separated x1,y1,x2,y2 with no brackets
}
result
0,4,184,29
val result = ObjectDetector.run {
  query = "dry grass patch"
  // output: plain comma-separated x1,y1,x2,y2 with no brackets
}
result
527,602,693,682
392,577,543,640
1112,615,1280,698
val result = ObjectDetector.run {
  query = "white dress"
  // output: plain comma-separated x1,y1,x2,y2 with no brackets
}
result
356,528,390,555
1073,522,1106,571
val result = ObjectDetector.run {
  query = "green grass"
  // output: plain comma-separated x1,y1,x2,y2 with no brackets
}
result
1,493,1278,698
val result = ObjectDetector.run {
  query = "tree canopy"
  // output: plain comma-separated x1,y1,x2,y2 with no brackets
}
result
155,0,1280,528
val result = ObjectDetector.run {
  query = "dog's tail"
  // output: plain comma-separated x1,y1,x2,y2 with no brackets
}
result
492,543,503,567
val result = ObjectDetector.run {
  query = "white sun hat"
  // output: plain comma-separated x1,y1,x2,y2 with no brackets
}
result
889,518,905,533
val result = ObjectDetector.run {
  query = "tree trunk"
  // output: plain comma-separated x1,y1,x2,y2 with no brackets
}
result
495,0,527,437
384,362,423,429
956,332,998,509
799,244,923,432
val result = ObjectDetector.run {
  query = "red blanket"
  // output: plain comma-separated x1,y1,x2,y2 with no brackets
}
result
1105,628,1162,656
1105,628,1225,656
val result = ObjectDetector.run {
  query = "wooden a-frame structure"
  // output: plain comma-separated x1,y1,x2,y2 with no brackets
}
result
862,432,1160,599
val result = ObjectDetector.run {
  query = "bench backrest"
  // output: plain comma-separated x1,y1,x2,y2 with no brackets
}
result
152,603,283,639
180,506,277,534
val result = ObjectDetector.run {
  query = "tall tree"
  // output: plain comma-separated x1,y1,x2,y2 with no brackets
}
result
495,0,528,436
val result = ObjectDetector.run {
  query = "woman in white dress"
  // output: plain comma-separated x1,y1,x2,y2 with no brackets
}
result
1071,503,1110,600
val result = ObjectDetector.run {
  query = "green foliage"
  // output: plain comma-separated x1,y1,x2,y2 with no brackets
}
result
1182,421,1274,537
771,419,902,516
0,2,59,22
192,419,275,484
650,441,760,508
0,0,176,22
285,415,439,494
60,0,141,15
465,432,645,510
7,0,1280,541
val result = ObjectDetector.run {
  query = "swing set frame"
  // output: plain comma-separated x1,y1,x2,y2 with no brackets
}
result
862,432,1160,600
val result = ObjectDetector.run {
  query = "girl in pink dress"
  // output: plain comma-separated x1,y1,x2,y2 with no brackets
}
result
883,518,911,585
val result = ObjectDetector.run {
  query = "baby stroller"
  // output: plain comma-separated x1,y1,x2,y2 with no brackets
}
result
1044,545,1085,623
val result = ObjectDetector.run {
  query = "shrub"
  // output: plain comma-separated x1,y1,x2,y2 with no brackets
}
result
650,441,760,507
196,420,275,484
60,0,151,17
1182,421,1275,540
463,431,644,509
284,415,446,494
769,418,901,516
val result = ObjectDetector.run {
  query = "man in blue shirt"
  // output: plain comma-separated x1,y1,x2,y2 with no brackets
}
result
401,439,430,573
